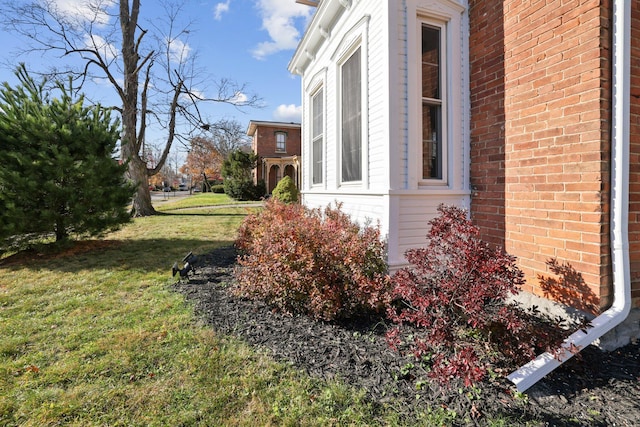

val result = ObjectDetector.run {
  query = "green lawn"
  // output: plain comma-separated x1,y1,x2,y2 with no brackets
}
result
153,192,261,212
0,195,530,426
0,200,412,427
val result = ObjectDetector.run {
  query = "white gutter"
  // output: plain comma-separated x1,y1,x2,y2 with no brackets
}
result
507,0,632,392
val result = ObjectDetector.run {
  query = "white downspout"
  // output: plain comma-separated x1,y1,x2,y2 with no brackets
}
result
507,0,632,392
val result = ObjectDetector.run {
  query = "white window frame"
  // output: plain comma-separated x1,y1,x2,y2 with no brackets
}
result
304,67,327,192
339,46,363,184
406,0,468,191
311,86,324,186
332,15,370,189
418,17,447,186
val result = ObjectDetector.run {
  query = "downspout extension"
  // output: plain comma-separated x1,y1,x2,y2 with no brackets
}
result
507,0,632,392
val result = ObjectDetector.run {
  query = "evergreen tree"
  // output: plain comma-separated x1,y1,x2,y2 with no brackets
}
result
221,150,264,201
0,65,135,246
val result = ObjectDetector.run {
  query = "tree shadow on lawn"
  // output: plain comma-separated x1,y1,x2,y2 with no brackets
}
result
0,238,234,275
155,211,251,217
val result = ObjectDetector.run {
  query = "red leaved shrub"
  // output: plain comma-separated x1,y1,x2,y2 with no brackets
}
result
386,204,560,387
234,199,391,321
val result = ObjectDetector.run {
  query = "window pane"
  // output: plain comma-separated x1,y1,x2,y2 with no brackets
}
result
312,89,323,138
341,48,362,182
312,89,323,184
276,132,286,151
422,24,442,180
422,103,442,179
422,25,440,100
313,137,323,184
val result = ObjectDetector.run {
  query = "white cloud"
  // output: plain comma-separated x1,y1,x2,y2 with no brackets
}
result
214,0,231,20
92,75,123,89
190,89,206,100
251,0,313,60
273,104,302,122
166,38,192,64
230,91,248,105
179,88,206,103
84,34,117,61
53,0,115,26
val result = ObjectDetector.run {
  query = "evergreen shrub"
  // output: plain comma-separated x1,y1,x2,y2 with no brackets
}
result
0,65,134,246
271,176,299,203
221,150,265,200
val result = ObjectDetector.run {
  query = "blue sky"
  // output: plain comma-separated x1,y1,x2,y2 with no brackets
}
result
0,0,314,152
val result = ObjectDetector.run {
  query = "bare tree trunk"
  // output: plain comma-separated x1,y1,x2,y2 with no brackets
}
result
129,157,155,216
55,216,67,242
1,0,261,218
202,172,212,192
120,0,155,216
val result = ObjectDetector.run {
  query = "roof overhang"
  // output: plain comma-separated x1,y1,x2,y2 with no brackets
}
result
246,120,302,136
288,0,353,76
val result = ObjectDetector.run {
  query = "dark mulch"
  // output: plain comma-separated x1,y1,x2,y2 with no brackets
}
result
173,246,640,426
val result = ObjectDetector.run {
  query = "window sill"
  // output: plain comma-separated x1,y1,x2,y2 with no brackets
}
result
418,180,448,187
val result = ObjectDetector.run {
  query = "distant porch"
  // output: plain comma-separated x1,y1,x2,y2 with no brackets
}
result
261,155,300,194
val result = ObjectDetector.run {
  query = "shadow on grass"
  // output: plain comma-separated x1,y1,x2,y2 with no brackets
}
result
155,211,251,217
0,237,236,275
154,205,262,216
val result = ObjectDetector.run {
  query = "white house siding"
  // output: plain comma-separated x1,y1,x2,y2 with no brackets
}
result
290,0,470,270
366,3,390,193
390,0,410,191
387,0,471,269
302,191,390,235
389,191,471,268
297,0,392,226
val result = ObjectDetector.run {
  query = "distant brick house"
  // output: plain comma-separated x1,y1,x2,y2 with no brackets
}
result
289,0,639,379
246,120,302,194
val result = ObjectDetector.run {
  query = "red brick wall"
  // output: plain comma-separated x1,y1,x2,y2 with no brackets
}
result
470,0,616,313
469,0,507,248
253,126,302,158
250,124,301,185
630,1,640,307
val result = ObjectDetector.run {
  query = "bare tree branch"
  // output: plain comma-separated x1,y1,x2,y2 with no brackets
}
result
149,73,183,177
137,58,153,156
0,0,262,216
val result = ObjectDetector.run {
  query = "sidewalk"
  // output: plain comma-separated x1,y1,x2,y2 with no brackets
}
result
150,190,192,202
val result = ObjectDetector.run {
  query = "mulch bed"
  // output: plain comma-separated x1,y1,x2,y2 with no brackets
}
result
173,246,640,426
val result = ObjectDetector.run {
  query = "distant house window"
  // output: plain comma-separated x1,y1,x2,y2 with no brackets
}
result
312,88,324,185
341,47,362,182
275,132,286,152
421,24,444,180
